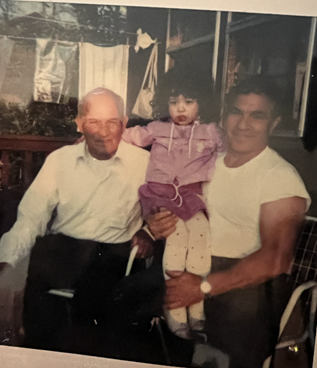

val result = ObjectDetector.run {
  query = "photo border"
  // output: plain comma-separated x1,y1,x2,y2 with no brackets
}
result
1,0,317,367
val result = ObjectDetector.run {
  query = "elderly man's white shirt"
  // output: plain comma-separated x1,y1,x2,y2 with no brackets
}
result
203,146,310,259
0,140,149,267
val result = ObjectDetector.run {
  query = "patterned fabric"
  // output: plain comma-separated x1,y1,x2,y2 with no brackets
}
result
290,218,317,287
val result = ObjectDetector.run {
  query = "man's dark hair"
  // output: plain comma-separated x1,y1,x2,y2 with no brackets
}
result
151,67,215,123
224,75,283,120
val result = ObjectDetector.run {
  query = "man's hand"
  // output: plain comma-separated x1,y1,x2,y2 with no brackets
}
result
131,229,154,259
165,270,203,310
147,210,178,240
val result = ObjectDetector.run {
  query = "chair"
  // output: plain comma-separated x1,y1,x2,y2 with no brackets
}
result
262,281,317,368
46,245,141,326
46,245,171,363
263,217,317,368
47,288,75,326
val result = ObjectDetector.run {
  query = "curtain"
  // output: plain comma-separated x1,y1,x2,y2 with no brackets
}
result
34,39,77,103
79,43,129,112
0,36,15,92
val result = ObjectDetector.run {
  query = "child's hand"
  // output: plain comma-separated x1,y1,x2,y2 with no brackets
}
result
131,229,154,259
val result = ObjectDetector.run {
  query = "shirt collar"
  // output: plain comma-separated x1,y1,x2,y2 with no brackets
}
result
75,140,86,160
114,139,131,166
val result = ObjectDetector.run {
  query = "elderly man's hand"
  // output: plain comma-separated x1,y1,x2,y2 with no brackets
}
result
147,210,178,240
165,270,203,309
131,229,154,259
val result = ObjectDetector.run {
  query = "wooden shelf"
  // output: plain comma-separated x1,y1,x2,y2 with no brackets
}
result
166,33,215,54
227,14,281,34
0,134,77,152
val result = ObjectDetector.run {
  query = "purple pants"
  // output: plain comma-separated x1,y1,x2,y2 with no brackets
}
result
138,181,207,221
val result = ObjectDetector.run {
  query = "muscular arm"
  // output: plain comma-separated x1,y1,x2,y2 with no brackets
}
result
207,196,306,293
165,196,307,309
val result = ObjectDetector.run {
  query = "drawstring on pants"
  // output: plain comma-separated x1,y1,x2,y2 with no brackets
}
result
171,183,183,207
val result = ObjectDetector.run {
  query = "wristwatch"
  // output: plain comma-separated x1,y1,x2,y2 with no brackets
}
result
200,275,212,295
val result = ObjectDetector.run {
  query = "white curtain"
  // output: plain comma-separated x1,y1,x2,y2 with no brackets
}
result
79,43,129,112
0,36,15,92
34,39,77,103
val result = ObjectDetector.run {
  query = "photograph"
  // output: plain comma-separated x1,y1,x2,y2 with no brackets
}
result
0,0,317,368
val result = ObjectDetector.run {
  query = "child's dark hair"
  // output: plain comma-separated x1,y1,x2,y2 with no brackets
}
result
151,67,215,123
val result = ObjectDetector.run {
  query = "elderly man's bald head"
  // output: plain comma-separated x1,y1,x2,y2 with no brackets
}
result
76,87,128,160
78,88,125,119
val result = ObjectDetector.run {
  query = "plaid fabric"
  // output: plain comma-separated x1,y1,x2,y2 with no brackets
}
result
290,219,317,288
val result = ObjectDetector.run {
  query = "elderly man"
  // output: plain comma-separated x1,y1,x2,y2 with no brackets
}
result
0,88,157,356
149,77,310,368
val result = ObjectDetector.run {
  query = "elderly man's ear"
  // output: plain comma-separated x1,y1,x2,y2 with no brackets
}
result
270,116,281,134
75,116,84,133
122,115,129,130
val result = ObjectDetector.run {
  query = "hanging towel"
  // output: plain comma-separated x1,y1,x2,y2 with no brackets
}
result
131,43,158,119
79,43,129,112
0,36,15,92
34,39,77,103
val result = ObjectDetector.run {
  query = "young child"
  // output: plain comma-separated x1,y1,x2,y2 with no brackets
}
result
122,69,224,339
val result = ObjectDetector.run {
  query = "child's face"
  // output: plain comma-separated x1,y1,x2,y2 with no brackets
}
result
168,94,199,125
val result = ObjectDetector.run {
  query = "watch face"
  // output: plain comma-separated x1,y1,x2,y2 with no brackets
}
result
201,280,212,294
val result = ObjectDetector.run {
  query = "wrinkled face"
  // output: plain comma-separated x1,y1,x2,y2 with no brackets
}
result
225,93,280,157
168,94,199,125
76,93,127,160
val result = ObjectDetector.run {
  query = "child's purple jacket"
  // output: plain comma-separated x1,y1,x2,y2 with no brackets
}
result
122,120,225,186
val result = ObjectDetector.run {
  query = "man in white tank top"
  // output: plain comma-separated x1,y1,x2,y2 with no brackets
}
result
148,76,310,368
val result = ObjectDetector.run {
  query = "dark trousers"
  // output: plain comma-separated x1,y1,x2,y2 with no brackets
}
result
23,234,169,363
203,256,293,368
